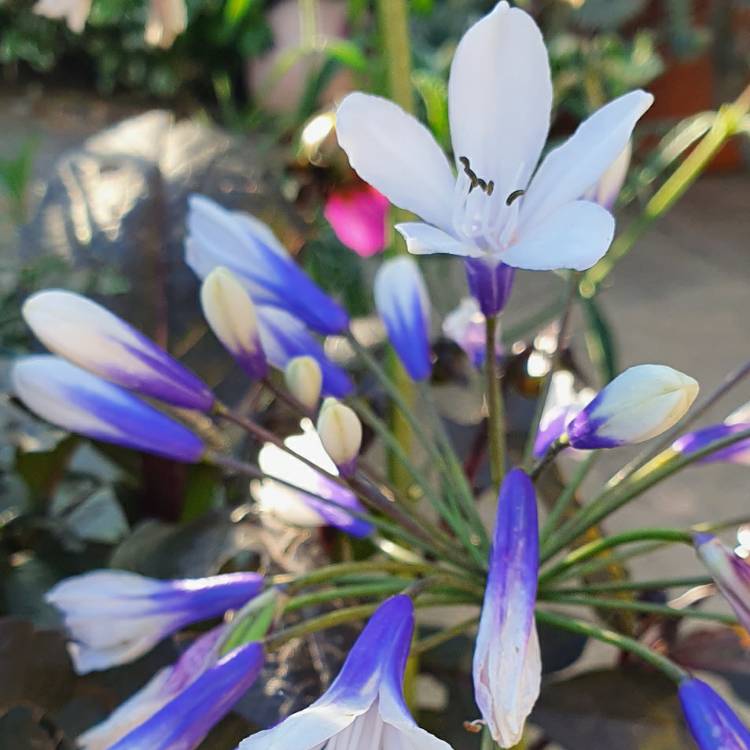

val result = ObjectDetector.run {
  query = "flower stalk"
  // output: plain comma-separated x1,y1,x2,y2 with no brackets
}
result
485,314,506,487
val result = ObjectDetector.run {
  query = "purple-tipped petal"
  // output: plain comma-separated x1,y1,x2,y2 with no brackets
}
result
46,570,263,673
186,195,349,335
109,641,264,750
673,423,750,466
679,678,750,750
694,534,750,632
474,468,541,747
238,596,452,749
12,356,205,464
23,290,213,411
464,258,515,318
374,257,432,381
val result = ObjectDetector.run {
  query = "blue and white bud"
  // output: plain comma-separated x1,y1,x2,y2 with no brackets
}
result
672,402,750,466
694,533,750,632
254,422,372,538
22,290,213,411
200,267,268,380
238,596,452,750
374,257,432,381
284,356,322,411
45,569,263,673
679,678,750,750
186,194,349,334
108,639,264,750
316,397,362,477
464,258,515,318
566,364,699,449
12,356,205,463
474,468,541,747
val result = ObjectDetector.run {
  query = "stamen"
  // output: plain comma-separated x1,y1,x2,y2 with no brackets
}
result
459,156,494,196
506,189,526,206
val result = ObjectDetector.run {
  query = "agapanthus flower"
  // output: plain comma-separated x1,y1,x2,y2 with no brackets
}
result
254,421,372,537
374,257,432,381
566,364,699,449
237,595,453,749
442,297,503,368
12,356,205,463
679,677,750,749
325,183,389,257
23,290,214,411
46,569,263,673
336,2,652,281
108,640,264,750
474,468,540,746
186,195,348,335
694,533,750,631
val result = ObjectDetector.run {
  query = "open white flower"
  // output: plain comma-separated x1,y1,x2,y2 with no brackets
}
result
336,1,653,273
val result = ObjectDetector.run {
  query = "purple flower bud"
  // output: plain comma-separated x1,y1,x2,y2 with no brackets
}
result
442,297,503,369
679,677,750,749
186,194,349,335
46,569,263,673
374,257,432,381
12,356,205,463
464,257,515,318
474,468,541,747
23,290,213,411
673,423,750,466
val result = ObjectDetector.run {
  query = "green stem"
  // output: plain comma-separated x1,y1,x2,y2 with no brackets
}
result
541,594,734,624
376,0,415,115
413,616,479,655
543,575,712,595
540,454,597,545
485,315,505,487
278,560,437,590
284,580,410,613
539,528,692,585
535,609,688,682
542,426,750,560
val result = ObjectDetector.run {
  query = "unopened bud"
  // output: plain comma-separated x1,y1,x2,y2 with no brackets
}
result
316,398,362,477
284,356,322,411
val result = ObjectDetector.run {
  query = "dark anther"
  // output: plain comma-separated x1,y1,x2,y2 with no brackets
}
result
506,189,526,206
459,156,494,196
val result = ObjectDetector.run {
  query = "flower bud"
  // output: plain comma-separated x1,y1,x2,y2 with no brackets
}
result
374,257,432,381
284,356,322,411
316,398,362,477
679,678,750,750
584,142,631,211
200,267,268,380
464,258,515,318
442,297,502,368
694,533,750,631
566,364,699,449
22,290,213,411
12,356,205,463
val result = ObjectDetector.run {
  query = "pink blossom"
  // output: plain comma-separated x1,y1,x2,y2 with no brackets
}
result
325,184,389,257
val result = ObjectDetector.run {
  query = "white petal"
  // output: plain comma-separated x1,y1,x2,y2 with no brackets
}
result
336,93,455,232
448,2,552,194
521,91,653,226
395,222,483,258
501,201,614,271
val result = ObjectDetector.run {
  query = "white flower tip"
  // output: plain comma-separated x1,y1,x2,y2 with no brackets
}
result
200,267,260,351
284,356,322,411
317,398,362,472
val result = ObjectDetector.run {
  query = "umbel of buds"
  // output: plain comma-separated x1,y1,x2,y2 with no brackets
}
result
316,398,362,477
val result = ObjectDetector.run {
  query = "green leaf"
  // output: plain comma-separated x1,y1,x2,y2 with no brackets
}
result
413,71,449,149
224,0,256,26
15,436,79,506
325,39,368,71
181,464,225,522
